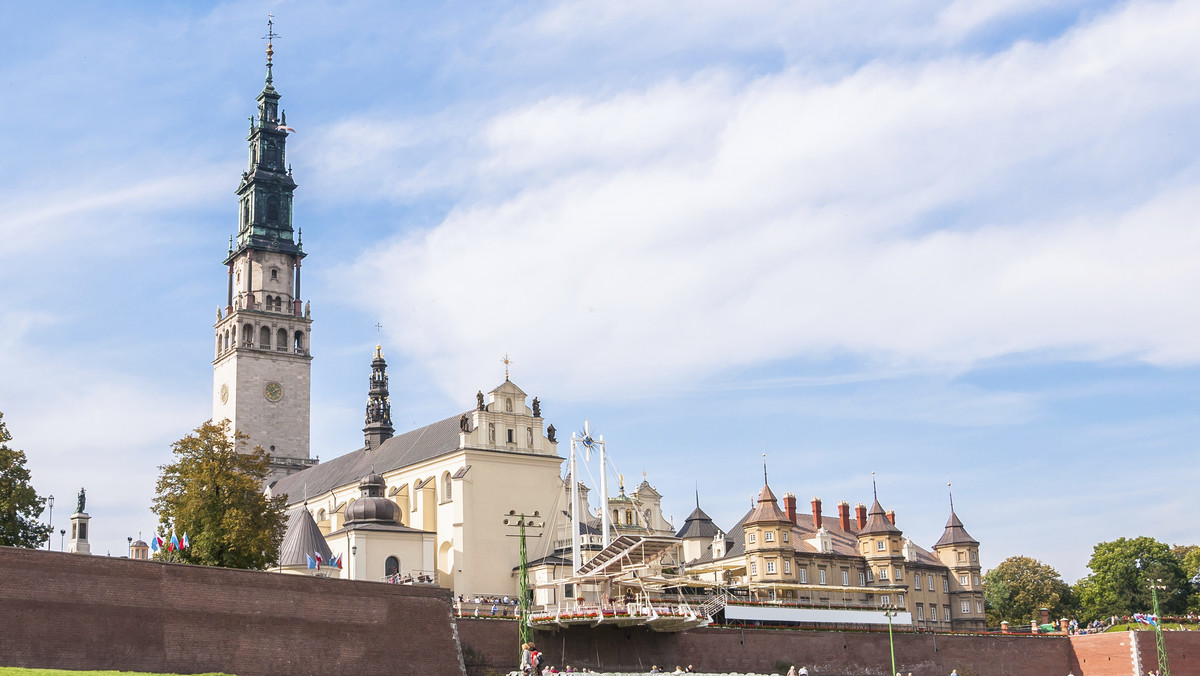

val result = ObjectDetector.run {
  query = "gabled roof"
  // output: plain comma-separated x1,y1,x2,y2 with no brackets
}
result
676,505,720,540
859,498,901,535
278,506,332,568
745,483,790,524
934,510,978,548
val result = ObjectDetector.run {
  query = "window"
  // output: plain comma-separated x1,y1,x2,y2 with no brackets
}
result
930,606,937,621
877,540,886,551
316,509,325,521
766,560,776,574
442,473,452,501
894,567,902,580
841,570,849,585
625,509,632,525
799,568,807,583
898,594,904,607
917,603,924,620
944,605,951,619
782,531,788,542
859,572,866,585
866,569,873,582
914,575,921,590
277,327,287,348
259,326,271,348
765,531,775,542
976,600,983,613
879,568,888,580
973,575,980,586
750,562,758,576
818,569,827,584
943,577,949,592
294,331,304,352
270,268,278,281
748,533,756,544
971,551,978,562
881,595,890,606
506,429,515,444
929,574,935,591
960,574,969,586
961,600,970,614
385,556,400,577
784,560,791,574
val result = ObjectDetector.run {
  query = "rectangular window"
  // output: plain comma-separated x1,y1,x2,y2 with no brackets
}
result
961,600,969,614
748,533,756,544
765,531,775,542
506,428,515,443
750,562,757,576
971,551,978,562
799,568,807,583
944,605,951,618
819,569,827,584
960,574,969,586
894,567,902,580
928,574,935,591
943,577,949,592
881,595,890,606
782,531,788,542
914,575,921,590
784,560,791,574
976,600,983,613
898,594,904,607
879,568,888,580
877,541,886,551
973,575,981,586
866,569,873,582
931,606,937,621
917,603,924,620
841,570,849,585
766,560,777,574
860,572,866,586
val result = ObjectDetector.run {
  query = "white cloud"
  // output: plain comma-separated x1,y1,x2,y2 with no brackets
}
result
338,0,1200,400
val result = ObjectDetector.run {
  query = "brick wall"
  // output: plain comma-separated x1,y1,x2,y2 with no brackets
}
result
0,546,464,676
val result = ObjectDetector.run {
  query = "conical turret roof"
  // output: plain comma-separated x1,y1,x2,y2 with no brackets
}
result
278,506,332,568
934,509,978,548
746,483,790,524
859,498,901,535
676,505,720,539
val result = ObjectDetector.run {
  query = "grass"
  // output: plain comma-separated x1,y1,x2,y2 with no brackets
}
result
1106,622,1199,632
0,669,233,676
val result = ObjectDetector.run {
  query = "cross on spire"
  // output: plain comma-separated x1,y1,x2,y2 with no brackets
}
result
948,481,955,512
262,14,280,83
502,353,512,380
375,322,382,343
872,471,878,500
762,452,768,485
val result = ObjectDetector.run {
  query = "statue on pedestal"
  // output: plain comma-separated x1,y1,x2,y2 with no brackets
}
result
76,487,86,514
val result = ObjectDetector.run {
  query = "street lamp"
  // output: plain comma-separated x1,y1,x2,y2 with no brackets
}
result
1148,578,1172,676
46,495,54,550
127,536,133,558
883,605,899,676
59,529,66,552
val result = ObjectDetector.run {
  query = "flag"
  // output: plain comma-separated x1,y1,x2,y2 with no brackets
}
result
169,534,180,552
181,533,189,549
315,552,323,570
150,536,160,553
276,125,296,133
306,554,316,570
331,553,342,569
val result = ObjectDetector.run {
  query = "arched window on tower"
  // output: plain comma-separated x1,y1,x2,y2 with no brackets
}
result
224,330,230,351
259,326,271,349
215,335,221,357
242,201,250,227
243,324,253,346
274,296,282,312
385,556,400,578
277,328,287,350
294,331,304,353
231,326,237,346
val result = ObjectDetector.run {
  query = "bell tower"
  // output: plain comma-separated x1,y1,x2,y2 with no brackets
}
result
212,18,315,484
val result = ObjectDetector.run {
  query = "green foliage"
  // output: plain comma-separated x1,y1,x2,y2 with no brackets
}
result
1074,536,1190,620
151,419,286,570
983,555,1074,625
0,412,52,548
1175,544,1200,613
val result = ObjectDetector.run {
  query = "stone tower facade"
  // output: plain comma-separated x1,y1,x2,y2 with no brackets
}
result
212,27,314,484
933,504,986,629
363,345,395,450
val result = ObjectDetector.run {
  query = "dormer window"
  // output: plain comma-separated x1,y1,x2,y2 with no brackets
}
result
877,541,886,551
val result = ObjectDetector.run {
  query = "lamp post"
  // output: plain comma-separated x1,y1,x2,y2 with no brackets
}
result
884,605,899,676
46,495,54,550
59,529,65,552
351,544,357,581
1149,578,1172,676
127,536,133,558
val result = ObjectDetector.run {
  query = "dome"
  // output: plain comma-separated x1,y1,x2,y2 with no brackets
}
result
344,472,400,525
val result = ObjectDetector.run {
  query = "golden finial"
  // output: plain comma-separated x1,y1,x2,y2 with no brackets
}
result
502,353,512,380
264,13,278,62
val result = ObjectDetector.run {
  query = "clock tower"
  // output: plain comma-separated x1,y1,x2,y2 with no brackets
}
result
212,22,315,484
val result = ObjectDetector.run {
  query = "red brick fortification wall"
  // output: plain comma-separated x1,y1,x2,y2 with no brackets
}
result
458,619,1071,676
0,546,465,676
1068,630,1200,676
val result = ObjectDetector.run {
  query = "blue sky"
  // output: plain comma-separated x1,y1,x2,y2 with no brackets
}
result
2,0,1198,582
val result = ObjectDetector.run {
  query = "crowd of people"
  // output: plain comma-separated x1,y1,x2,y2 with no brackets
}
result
456,593,519,617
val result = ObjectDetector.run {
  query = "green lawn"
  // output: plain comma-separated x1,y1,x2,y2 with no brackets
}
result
0,669,232,676
1106,622,1199,632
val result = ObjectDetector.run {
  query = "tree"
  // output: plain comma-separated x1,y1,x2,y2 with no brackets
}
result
1074,536,1190,620
152,420,286,570
0,412,52,549
983,555,1075,625
1173,544,1200,613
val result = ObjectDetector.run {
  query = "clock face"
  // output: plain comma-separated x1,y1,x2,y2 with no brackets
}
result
264,381,283,402
219,384,229,404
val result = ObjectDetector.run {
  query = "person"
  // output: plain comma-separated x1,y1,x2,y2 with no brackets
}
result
787,667,797,676
520,643,532,675
673,667,684,674
799,668,809,676
650,666,661,673
686,667,696,673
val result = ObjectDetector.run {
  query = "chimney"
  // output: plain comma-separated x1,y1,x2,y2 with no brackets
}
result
885,510,896,526
811,497,822,530
782,492,797,524
855,503,867,530
838,500,851,531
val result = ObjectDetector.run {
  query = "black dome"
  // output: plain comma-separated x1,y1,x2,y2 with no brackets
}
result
344,472,400,525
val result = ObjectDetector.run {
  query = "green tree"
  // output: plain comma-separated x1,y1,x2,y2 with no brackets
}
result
0,412,52,548
1173,544,1200,613
983,555,1075,625
152,420,286,569
1074,537,1189,620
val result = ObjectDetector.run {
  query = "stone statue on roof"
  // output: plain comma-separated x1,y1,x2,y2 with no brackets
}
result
76,487,86,514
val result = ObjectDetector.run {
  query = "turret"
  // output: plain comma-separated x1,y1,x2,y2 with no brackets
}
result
933,487,984,629
743,476,794,587
363,345,394,450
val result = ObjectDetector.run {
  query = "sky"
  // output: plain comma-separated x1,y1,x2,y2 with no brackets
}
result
1,0,1198,582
